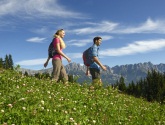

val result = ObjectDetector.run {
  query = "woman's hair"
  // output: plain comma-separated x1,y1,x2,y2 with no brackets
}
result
53,29,66,49
55,29,64,35
93,36,102,44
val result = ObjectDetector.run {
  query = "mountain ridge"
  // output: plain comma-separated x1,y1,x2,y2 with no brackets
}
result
20,62,165,85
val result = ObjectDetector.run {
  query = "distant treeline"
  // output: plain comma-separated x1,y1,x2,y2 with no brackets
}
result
113,70,165,103
0,54,14,70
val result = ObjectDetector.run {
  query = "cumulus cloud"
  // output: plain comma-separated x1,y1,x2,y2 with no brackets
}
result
99,39,165,56
26,37,46,43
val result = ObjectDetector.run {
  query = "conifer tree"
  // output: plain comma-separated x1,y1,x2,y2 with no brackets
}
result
118,76,126,92
0,58,3,68
4,55,9,69
8,54,14,69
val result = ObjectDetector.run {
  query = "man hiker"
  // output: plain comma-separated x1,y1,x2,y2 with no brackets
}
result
85,36,107,86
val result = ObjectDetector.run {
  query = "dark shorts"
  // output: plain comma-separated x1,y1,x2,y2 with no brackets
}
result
89,68,100,80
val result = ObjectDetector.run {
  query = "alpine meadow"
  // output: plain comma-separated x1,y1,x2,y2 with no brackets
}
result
0,56,165,124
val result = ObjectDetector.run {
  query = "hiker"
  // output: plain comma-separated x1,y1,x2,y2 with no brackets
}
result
44,29,71,84
85,36,107,86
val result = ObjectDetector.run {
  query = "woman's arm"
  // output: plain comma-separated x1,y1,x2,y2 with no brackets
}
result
44,57,50,68
56,42,71,63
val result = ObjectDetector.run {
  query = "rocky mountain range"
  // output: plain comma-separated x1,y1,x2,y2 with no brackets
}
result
20,62,165,85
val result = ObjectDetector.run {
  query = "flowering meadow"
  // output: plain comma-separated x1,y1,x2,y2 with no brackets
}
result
0,70,165,125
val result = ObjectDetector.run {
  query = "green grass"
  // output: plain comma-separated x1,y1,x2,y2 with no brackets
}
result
0,70,165,125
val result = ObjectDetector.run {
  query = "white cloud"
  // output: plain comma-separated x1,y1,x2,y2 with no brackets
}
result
15,53,82,66
71,18,165,35
0,0,82,18
114,18,165,34
26,37,46,43
16,58,47,66
67,39,91,47
72,21,118,34
67,35,113,47
100,39,165,56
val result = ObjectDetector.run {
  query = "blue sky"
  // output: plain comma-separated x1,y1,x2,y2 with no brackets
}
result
1,0,165,70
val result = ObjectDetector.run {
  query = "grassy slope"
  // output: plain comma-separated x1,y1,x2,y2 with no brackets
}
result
0,70,165,125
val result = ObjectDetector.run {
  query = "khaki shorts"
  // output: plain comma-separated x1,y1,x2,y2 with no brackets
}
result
52,59,68,82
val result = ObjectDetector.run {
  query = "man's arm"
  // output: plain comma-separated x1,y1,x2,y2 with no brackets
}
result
93,56,107,71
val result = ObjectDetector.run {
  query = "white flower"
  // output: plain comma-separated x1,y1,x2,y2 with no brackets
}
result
73,108,76,111
93,120,96,124
1,109,4,113
22,107,26,110
70,118,74,122
64,111,68,114
41,100,44,105
7,104,13,108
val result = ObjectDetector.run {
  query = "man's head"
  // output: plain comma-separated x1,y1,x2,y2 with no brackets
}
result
93,36,102,46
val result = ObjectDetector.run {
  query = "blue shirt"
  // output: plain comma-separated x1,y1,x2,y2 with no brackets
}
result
89,44,100,70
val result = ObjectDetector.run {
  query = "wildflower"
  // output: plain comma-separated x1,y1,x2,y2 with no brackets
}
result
64,110,68,114
1,109,4,113
70,118,74,122
73,108,76,111
41,100,44,105
19,98,25,101
22,107,26,110
41,107,44,110
16,85,19,88
7,104,13,108
93,120,96,124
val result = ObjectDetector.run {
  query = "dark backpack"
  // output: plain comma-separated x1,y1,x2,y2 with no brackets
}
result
48,38,57,58
82,46,94,66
